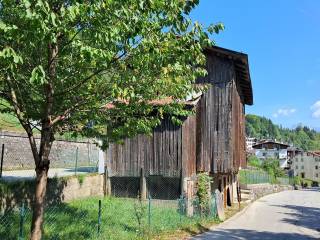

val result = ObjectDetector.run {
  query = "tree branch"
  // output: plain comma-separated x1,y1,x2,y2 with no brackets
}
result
6,75,40,164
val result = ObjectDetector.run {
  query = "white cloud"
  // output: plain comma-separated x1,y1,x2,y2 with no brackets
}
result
272,108,296,118
311,100,320,118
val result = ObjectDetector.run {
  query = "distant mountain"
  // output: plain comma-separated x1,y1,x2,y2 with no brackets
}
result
245,114,320,151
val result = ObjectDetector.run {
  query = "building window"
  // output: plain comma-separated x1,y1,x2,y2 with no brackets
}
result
316,166,318,170
301,173,305,178
316,174,319,178
301,158,304,162
295,158,299,162
295,165,298,169
301,165,304,170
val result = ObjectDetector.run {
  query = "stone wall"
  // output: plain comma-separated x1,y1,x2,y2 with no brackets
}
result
241,183,294,200
0,174,104,211
0,131,100,170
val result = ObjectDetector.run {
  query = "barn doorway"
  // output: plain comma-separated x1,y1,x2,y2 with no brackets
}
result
218,179,222,192
226,187,232,206
223,177,227,208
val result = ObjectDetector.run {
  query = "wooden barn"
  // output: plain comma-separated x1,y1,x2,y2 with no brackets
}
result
104,46,253,207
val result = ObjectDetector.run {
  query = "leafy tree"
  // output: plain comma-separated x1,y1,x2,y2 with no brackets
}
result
0,1,224,239
261,158,285,178
247,155,261,168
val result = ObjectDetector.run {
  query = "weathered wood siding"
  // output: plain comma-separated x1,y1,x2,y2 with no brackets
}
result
108,116,196,178
196,53,246,173
107,49,249,178
232,79,246,169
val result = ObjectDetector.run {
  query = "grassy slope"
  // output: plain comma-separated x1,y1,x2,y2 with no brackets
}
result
0,113,24,132
0,112,87,141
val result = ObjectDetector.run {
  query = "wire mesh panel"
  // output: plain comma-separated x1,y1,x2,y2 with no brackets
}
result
239,169,293,186
239,169,272,184
110,177,140,198
0,135,100,180
147,176,180,200
0,204,32,240
0,192,219,240
277,177,290,185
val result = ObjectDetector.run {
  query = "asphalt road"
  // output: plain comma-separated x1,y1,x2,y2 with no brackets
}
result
191,189,320,240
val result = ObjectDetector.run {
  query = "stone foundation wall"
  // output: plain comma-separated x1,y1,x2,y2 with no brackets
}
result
241,183,294,200
0,131,100,170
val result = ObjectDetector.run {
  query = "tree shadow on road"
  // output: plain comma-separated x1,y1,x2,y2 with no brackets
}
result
191,228,318,240
272,203,320,233
269,188,320,233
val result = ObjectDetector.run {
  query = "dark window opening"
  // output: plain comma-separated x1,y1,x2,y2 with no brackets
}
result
147,176,180,200
110,177,139,198
227,187,232,207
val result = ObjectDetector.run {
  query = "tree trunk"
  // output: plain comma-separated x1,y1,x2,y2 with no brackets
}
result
30,130,53,240
30,24,58,239
30,164,49,240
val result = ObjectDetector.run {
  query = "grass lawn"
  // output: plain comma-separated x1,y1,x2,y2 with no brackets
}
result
0,196,221,240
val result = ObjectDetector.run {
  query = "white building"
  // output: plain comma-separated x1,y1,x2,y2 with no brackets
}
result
289,148,320,181
252,140,290,169
246,137,258,151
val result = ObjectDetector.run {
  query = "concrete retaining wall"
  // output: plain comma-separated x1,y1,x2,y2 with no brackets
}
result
0,174,104,211
59,174,104,202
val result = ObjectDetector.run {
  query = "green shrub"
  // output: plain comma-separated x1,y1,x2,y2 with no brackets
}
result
294,176,301,186
76,175,86,186
247,155,261,168
261,158,285,178
196,172,212,216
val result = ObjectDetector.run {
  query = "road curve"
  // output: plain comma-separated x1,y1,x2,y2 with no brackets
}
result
191,189,320,240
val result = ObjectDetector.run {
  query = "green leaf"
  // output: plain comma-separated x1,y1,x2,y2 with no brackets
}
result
50,12,57,26
30,65,46,84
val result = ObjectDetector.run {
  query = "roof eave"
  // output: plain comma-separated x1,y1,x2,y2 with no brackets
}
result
204,46,253,105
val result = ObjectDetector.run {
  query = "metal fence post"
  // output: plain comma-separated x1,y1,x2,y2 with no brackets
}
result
211,193,217,217
19,203,25,240
244,170,247,184
98,200,102,235
178,195,184,223
75,147,79,175
0,144,4,178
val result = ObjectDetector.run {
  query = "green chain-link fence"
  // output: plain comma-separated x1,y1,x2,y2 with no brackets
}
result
239,169,272,184
239,169,293,185
0,193,219,240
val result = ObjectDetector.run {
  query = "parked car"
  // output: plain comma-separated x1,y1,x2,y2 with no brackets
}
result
311,181,319,187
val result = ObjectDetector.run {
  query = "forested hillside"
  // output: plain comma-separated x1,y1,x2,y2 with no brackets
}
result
246,114,320,151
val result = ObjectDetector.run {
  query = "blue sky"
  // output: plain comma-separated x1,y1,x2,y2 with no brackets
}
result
191,0,320,130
